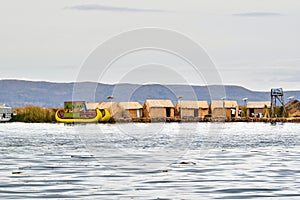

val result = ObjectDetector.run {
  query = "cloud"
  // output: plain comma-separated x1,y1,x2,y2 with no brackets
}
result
67,4,166,13
233,12,282,17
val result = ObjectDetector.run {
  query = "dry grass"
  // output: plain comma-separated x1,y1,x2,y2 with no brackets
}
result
12,106,58,123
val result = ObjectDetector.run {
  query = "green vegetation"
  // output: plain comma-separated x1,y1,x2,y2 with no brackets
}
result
273,106,288,118
12,106,58,123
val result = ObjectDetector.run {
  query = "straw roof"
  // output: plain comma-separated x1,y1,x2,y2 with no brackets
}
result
246,101,271,109
118,102,143,110
144,100,174,108
178,101,209,109
85,102,101,110
85,102,117,109
98,102,119,109
87,101,150,110
210,100,238,109
285,99,300,114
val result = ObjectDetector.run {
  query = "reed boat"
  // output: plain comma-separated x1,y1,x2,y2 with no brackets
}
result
55,101,110,123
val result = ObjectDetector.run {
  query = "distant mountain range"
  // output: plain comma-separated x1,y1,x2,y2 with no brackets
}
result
0,79,299,108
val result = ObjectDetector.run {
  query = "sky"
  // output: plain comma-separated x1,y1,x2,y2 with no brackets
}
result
0,0,299,91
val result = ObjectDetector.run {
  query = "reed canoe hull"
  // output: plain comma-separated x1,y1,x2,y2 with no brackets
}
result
56,109,108,123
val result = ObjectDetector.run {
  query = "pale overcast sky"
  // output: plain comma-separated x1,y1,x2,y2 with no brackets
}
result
0,0,299,90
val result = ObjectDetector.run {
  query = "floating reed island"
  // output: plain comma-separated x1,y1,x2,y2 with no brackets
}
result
8,99,300,123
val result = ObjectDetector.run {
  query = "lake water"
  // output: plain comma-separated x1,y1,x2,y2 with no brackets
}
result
0,122,300,199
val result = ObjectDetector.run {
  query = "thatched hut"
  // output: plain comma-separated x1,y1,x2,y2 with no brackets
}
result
285,99,300,117
246,101,271,118
210,100,239,119
118,102,143,120
97,102,123,120
143,100,175,121
175,101,209,120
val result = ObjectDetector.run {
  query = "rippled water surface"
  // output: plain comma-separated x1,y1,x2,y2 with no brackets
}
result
0,122,300,199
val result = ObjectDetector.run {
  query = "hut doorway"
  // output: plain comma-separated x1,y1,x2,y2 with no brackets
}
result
166,108,171,117
194,109,198,117
136,110,140,118
231,108,236,117
249,108,255,116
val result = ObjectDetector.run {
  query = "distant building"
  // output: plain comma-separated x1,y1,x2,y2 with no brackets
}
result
246,101,271,118
143,100,175,121
210,100,239,120
0,103,14,122
175,101,209,120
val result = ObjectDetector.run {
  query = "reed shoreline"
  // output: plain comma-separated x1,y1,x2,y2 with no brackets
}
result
12,106,58,123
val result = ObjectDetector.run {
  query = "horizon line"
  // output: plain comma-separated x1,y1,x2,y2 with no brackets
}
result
1,78,299,92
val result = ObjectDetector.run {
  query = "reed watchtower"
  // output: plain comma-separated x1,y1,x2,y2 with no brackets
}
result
270,88,286,117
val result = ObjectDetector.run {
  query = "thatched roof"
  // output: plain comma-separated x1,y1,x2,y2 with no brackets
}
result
118,102,142,110
93,102,123,117
177,101,209,109
144,100,174,108
210,100,238,109
85,102,101,110
246,101,271,109
98,102,118,109
285,99,300,114
86,102,119,110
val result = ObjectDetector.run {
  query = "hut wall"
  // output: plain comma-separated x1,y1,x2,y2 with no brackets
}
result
178,107,208,119
212,108,238,119
181,108,195,118
226,109,232,119
128,109,136,118
170,108,175,118
199,108,209,118
145,107,175,119
149,108,166,118
212,108,226,118
128,109,142,119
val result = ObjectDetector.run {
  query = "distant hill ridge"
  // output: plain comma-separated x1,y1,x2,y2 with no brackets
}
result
0,79,299,108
